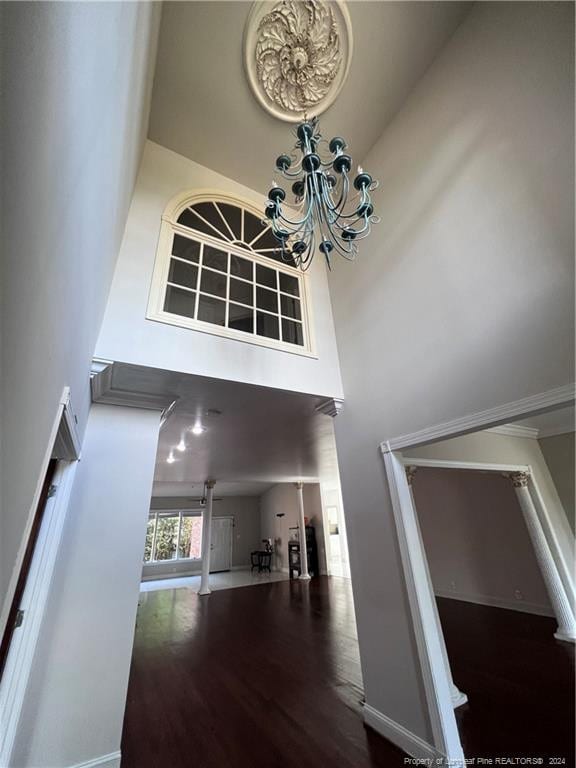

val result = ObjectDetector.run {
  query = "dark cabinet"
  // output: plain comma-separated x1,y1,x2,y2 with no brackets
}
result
288,526,318,578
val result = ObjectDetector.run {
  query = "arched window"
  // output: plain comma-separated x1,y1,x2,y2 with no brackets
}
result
147,193,313,354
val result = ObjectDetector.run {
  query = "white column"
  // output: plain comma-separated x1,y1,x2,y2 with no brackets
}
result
198,480,216,596
406,466,468,708
295,482,311,580
507,471,576,643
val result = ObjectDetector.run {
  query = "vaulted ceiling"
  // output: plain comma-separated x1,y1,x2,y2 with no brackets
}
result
148,1,471,193
142,1,473,491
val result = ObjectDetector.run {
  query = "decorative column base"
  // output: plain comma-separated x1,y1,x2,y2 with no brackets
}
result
299,573,312,582
554,629,576,644
198,587,212,596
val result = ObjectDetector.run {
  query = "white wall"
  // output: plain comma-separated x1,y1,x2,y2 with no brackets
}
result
95,141,344,399
328,2,574,745
304,483,327,575
539,432,575,533
11,404,161,768
0,2,161,631
260,483,326,573
413,468,553,615
142,495,262,580
260,484,300,572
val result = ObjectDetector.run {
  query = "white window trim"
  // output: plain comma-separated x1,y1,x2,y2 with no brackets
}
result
146,190,317,358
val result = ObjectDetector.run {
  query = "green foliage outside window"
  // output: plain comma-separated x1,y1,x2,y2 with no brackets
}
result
144,518,155,562
154,515,179,560
144,513,203,562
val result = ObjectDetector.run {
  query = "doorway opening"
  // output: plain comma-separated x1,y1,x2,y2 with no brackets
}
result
381,392,575,764
409,464,574,759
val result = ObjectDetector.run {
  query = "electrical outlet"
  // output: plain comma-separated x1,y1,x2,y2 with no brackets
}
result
450,581,457,592
514,589,523,601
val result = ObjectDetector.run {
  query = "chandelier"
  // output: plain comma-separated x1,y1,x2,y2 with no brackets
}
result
265,117,379,270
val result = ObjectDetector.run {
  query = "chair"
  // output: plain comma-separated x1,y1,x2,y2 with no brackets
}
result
259,551,272,573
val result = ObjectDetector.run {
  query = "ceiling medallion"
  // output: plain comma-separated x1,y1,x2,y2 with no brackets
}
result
244,0,353,122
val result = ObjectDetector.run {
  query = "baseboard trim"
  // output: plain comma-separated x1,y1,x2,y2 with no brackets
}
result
71,751,121,768
434,589,554,618
363,704,442,763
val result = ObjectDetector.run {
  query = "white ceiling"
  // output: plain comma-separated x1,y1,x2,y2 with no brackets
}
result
152,480,276,498
148,1,471,192
107,363,340,490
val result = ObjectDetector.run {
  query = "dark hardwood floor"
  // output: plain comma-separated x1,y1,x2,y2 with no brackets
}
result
438,597,575,763
121,577,406,768
121,578,575,768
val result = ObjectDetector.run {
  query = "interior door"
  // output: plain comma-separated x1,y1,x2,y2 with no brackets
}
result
210,517,232,572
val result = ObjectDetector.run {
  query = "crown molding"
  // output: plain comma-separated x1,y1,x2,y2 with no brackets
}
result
90,359,178,412
315,397,344,418
485,424,540,439
537,424,575,439
381,383,575,453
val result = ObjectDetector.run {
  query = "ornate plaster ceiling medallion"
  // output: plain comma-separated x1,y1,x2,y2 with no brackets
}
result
244,0,353,122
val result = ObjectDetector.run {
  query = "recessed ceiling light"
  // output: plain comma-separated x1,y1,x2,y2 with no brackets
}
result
191,424,206,436
176,437,186,452
166,451,176,464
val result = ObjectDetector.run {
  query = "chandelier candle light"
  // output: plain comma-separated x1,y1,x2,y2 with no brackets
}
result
266,117,379,269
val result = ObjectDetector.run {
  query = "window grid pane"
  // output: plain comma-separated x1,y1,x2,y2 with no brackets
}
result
164,285,196,319
145,513,203,562
168,258,198,290
230,278,253,306
282,317,304,346
162,227,306,349
280,294,301,320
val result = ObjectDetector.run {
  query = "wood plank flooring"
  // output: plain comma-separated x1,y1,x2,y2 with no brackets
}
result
121,578,575,768
121,577,406,768
438,597,575,763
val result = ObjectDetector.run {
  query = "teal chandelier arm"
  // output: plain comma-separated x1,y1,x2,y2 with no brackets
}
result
265,117,379,270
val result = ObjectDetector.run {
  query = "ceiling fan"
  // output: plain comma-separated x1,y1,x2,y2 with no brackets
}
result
198,481,223,505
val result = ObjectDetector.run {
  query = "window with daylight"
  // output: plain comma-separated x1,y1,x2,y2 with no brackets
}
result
144,511,203,563
147,195,313,354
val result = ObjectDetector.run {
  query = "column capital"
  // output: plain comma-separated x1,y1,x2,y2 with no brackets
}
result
504,471,531,488
206,479,216,489
294,481,304,491
405,466,418,486
315,398,344,418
